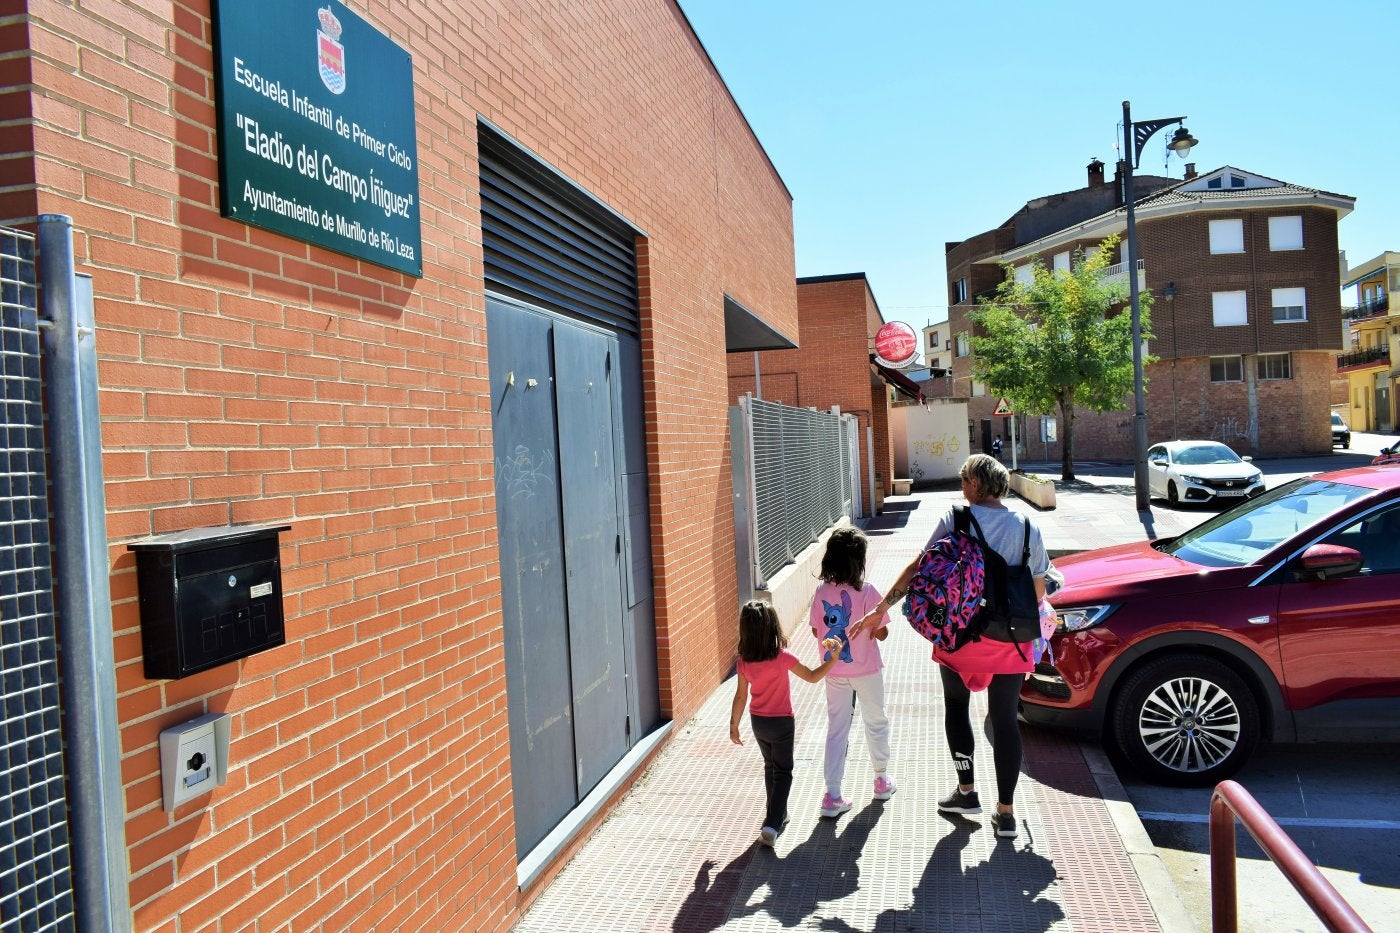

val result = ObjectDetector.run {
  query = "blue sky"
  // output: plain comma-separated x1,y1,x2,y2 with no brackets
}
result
678,0,1397,327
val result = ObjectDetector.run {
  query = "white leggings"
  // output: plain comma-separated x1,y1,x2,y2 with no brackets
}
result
823,671,890,797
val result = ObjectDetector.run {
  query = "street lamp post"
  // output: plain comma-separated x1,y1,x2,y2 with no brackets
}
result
1121,100,1197,510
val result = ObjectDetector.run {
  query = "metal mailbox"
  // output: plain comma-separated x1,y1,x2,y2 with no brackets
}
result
128,524,291,679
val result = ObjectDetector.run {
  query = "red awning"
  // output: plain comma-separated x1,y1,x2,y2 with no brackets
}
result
872,359,925,404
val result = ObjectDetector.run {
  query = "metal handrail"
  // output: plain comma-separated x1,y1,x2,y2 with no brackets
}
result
1209,780,1372,933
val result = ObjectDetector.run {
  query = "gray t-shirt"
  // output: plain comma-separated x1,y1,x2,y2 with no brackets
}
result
924,503,1050,577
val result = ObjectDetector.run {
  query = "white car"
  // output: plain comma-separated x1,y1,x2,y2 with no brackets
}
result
1147,440,1265,507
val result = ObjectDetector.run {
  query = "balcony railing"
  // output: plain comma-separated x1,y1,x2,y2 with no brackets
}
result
1342,295,1390,322
1098,258,1146,291
1336,345,1390,370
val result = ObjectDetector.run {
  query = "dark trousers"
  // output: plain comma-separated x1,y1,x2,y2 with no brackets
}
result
940,666,1023,807
750,713,795,830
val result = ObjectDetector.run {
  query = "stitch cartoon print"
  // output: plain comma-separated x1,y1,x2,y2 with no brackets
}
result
821,591,855,663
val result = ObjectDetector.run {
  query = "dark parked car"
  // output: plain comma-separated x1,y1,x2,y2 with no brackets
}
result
1022,464,1400,786
1332,412,1351,448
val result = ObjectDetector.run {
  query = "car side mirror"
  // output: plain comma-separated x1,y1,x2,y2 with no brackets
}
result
1241,455,1253,463
1295,544,1363,581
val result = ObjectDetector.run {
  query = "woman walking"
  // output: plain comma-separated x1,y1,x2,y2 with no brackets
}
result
854,454,1049,839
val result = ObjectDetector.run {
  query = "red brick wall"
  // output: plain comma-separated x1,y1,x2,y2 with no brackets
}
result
7,1,796,929
1052,351,1336,459
727,275,893,513
1140,207,1344,359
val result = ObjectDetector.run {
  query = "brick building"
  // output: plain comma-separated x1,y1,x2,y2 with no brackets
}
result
2,1,801,929
727,273,920,514
945,161,1354,461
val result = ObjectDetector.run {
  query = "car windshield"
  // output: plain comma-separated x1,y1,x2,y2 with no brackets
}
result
1173,444,1240,466
1162,478,1373,568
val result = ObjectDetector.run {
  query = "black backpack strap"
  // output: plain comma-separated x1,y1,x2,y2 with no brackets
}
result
1019,515,1030,567
959,505,989,548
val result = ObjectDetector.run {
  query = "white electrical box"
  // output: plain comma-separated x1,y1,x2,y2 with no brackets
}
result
159,712,231,811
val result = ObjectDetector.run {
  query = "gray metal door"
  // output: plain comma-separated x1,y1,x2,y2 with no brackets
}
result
488,297,634,854
488,300,577,855
553,323,629,793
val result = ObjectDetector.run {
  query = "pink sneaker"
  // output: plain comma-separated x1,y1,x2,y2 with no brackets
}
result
819,792,853,818
873,774,897,800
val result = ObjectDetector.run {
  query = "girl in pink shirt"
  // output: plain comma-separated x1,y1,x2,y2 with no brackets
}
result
730,600,842,847
809,526,894,818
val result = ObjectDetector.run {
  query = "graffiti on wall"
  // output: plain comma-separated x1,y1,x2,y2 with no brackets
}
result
909,433,963,481
1209,417,1250,444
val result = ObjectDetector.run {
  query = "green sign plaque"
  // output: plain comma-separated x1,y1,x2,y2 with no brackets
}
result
212,0,421,276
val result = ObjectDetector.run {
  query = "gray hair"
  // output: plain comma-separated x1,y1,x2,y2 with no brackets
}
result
960,453,1009,499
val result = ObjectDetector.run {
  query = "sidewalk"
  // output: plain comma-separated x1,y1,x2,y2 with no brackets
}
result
515,477,1202,932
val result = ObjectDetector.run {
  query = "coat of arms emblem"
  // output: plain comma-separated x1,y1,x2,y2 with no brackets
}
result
317,6,346,95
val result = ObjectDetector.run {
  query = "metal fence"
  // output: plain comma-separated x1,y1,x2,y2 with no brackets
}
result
735,395,856,588
1,225,75,932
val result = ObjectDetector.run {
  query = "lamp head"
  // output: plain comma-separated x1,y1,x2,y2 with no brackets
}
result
1168,125,1198,159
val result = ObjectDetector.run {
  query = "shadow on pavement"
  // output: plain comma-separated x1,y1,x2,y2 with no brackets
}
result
818,815,1063,933
669,850,754,933
716,801,887,929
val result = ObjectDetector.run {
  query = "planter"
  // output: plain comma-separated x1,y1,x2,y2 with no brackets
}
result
1009,471,1056,509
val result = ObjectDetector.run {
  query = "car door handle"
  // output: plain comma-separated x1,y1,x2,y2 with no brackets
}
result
1247,615,1272,625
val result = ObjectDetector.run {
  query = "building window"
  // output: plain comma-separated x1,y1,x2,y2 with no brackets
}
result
1257,352,1292,380
971,380,986,397
951,278,968,304
1210,356,1244,382
1271,287,1306,323
1208,177,1221,189
955,332,969,357
1053,251,1070,274
1013,264,1034,286
1212,290,1248,326
1268,215,1303,251
1208,219,1244,254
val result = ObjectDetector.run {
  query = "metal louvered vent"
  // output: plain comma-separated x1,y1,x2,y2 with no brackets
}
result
1,225,74,932
749,398,850,581
478,124,640,336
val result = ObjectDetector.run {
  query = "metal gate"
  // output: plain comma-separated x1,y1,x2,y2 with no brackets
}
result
1,227,75,932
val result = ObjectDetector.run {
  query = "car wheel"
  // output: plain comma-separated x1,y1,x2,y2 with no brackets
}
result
1166,481,1179,507
1110,654,1260,787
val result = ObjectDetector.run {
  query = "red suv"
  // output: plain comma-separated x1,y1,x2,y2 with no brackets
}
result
1021,464,1400,786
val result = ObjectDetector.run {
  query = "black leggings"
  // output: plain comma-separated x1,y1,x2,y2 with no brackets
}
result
940,666,1023,807
749,713,795,830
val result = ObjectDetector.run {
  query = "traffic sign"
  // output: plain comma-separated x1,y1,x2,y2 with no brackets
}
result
993,397,1013,416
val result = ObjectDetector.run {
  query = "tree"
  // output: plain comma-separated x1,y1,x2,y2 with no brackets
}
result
968,234,1152,481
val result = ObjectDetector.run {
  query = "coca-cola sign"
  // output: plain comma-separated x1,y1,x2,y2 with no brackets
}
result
873,321,917,367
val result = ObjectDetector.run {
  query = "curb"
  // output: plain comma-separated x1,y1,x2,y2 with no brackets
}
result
1082,743,1200,932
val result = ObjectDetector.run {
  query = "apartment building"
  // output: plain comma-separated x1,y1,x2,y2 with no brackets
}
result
1340,251,1399,432
945,160,1354,460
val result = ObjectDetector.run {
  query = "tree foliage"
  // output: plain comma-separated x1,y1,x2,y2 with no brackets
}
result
967,234,1153,480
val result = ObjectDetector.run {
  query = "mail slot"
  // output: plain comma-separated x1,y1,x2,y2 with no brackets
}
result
129,524,291,679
